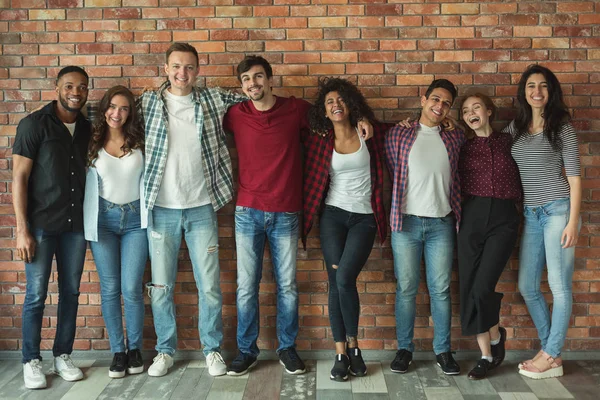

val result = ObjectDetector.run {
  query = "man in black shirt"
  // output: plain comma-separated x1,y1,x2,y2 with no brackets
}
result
12,66,91,390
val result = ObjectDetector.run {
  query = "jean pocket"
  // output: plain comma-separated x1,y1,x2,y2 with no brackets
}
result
543,198,570,216
235,206,248,214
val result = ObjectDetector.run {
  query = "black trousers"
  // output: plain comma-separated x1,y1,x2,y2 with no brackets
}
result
458,196,519,336
320,205,377,342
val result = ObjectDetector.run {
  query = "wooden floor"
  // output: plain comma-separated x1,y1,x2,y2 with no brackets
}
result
0,358,597,400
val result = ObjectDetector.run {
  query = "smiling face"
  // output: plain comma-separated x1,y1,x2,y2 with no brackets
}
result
240,65,273,102
419,87,453,127
324,91,349,123
462,96,492,131
525,73,549,111
104,94,130,132
56,71,88,113
164,51,199,96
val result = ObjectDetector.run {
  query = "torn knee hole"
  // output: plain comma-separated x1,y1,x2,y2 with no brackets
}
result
207,244,219,254
332,264,339,270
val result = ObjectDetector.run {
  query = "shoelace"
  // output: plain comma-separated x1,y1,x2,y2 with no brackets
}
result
208,352,225,366
286,349,300,362
30,360,44,376
154,353,168,364
60,355,77,369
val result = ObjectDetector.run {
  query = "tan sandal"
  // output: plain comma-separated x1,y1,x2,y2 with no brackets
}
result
518,350,544,369
518,351,563,379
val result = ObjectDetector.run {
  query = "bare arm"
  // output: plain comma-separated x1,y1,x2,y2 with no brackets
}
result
562,175,582,248
12,155,36,262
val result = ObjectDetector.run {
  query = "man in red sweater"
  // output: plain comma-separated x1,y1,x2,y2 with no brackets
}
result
223,56,310,376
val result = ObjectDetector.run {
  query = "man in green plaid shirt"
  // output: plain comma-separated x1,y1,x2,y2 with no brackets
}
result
140,43,246,378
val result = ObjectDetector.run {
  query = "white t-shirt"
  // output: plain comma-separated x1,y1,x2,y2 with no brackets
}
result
155,89,211,209
64,122,76,136
325,133,373,214
95,148,143,204
402,124,452,217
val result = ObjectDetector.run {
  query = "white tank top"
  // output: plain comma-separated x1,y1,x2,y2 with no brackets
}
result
94,147,143,204
325,132,373,214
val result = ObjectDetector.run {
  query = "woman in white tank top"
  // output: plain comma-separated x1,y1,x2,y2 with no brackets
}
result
83,86,148,379
303,78,392,382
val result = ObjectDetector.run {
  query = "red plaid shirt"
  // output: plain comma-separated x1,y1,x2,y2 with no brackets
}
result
302,122,393,249
385,120,465,232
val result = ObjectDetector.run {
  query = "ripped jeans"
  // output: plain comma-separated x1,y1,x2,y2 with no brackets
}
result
146,204,223,356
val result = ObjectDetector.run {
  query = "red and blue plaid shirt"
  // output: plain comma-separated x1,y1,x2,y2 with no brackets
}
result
302,122,393,249
385,120,465,232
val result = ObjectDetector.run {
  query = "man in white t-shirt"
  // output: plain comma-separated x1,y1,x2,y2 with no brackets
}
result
385,79,465,375
138,43,246,378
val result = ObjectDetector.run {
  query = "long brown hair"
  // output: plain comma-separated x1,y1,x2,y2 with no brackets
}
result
460,92,496,139
88,85,144,166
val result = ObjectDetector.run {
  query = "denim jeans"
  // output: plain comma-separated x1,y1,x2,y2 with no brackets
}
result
90,198,148,354
391,214,455,355
518,197,580,358
146,204,223,357
235,206,299,357
22,229,87,363
320,205,377,342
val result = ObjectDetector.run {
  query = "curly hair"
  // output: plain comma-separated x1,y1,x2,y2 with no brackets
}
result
514,64,571,151
308,77,376,135
88,85,144,166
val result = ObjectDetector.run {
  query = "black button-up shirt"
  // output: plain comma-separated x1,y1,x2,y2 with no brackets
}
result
12,101,91,233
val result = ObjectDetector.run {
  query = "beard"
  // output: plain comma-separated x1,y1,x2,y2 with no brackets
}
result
59,94,84,113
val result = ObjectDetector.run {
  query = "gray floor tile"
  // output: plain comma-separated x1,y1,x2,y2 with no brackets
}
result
206,376,248,400
351,362,387,393
487,363,532,393
523,377,574,399
97,372,148,400
416,361,455,388
170,367,212,400
462,396,501,400
352,394,390,400
61,367,113,400
280,360,316,400
385,372,427,400
316,388,353,400
453,373,497,396
498,394,539,400
316,360,352,390
132,360,187,400
424,386,464,400
242,360,282,400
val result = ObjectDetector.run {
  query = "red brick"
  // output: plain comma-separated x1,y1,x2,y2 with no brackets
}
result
441,3,479,14
385,16,422,27
518,3,556,13
554,26,592,37
437,27,474,39
133,32,172,42
532,38,570,49
462,15,498,26
359,52,395,63
308,17,346,28
47,21,82,31
76,43,112,54
321,52,357,63
323,28,360,39
476,26,512,38
403,4,439,15
423,16,460,26
379,40,416,51
434,51,472,62
9,21,44,32
82,21,119,31
364,4,401,15
456,39,492,50
540,14,578,25
253,6,289,17
308,64,345,75
362,28,399,39
104,8,141,19
328,5,364,16
249,29,286,40
271,17,306,28
59,32,95,43
398,27,435,39
283,53,320,64
481,3,517,14
512,50,549,61
304,40,340,51
194,18,233,29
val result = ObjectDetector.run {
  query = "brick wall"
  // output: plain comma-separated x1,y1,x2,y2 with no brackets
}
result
1,0,599,354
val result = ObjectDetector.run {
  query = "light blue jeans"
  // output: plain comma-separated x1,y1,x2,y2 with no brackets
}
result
235,206,299,357
90,198,148,354
518,197,580,358
146,204,223,357
391,214,456,355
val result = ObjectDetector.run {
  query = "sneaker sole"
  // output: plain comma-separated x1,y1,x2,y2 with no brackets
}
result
148,364,173,377
208,367,227,377
24,380,47,390
349,369,367,377
330,374,348,381
109,370,126,379
437,363,460,375
226,360,258,376
390,360,411,374
53,370,84,382
279,360,306,375
127,366,144,375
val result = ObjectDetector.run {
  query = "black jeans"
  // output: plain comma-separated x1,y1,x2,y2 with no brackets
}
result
457,196,519,336
320,205,377,342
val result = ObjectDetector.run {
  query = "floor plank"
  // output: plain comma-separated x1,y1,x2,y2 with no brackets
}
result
242,360,282,400
61,367,113,400
522,377,574,399
96,372,148,400
280,360,316,400
385,372,427,400
169,367,212,400
351,362,388,394
498,394,539,400
205,375,248,400
132,360,187,400
424,386,464,400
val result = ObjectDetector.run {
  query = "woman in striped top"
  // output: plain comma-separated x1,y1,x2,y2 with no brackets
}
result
507,65,581,379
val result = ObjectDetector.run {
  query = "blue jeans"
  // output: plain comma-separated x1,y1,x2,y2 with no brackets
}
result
90,198,148,354
146,204,223,357
518,197,580,358
235,206,299,357
22,229,87,363
391,215,455,355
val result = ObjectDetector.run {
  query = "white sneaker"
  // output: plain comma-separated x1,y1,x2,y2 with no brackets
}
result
23,359,47,389
148,353,173,377
206,352,227,376
53,354,84,382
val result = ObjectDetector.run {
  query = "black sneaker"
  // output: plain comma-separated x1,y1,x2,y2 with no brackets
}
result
490,327,507,370
226,352,257,376
127,349,144,375
347,347,367,377
390,349,412,373
436,351,460,375
109,352,127,378
330,354,350,381
468,359,491,380
278,347,306,375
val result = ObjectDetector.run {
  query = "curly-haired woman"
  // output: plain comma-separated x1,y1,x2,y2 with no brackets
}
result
303,78,391,381
83,85,148,378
